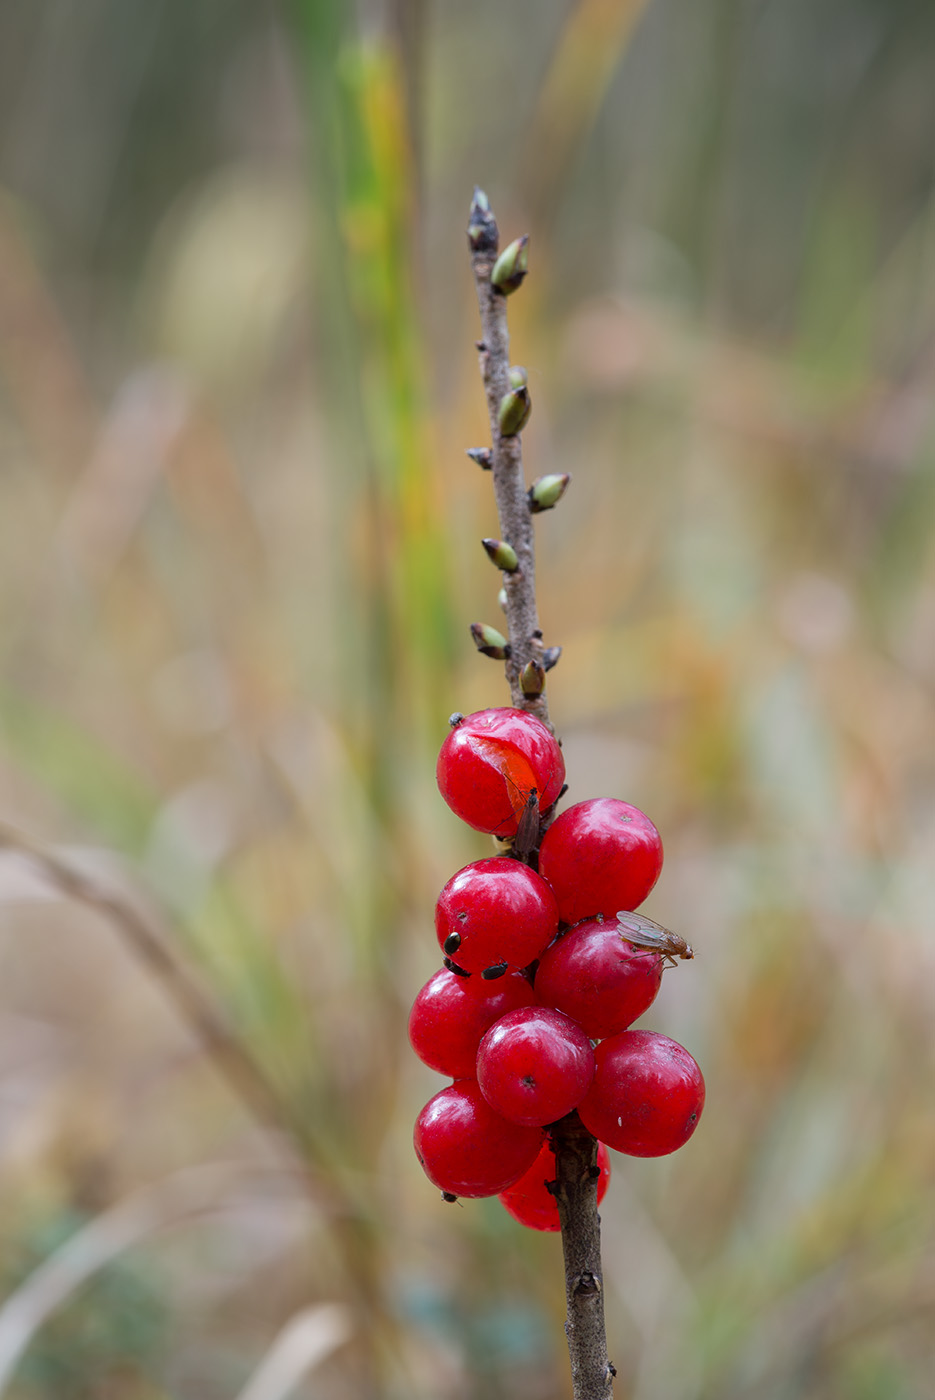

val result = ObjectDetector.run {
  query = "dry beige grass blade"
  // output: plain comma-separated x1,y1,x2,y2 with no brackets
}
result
0,1161,306,1397
0,819,326,1193
232,1303,352,1400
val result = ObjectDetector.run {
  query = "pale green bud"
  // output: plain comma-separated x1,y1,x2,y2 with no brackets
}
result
498,385,531,437
529,473,571,513
470,622,510,660
491,236,529,295
481,538,519,572
520,660,546,697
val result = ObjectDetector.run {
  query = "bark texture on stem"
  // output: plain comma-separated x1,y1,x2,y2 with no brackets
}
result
467,190,614,1400
551,1114,615,1400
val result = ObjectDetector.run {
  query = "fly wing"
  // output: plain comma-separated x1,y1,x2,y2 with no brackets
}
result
512,788,540,858
616,910,668,943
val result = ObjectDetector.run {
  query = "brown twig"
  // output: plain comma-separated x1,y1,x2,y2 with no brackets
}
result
468,189,551,729
467,189,614,1400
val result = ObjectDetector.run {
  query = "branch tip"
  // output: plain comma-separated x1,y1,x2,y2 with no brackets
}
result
468,188,499,254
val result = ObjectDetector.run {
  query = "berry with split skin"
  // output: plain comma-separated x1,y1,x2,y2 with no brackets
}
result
578,1030,704,1157
437,707,565,839
538,798,663,925
435,858,558,975
414,1080,543,1197
499,1138,611,1232
476,1006,595,1127
408,967,536,1079
533,917,663,1039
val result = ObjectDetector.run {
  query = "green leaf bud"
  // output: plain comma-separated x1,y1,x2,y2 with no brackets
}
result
481,538,519,572
528,473,571,513
491,236,529,295
508,365,528,389
470,622,510,660
498,385,531,437
497,587,508,613
520,660,546,697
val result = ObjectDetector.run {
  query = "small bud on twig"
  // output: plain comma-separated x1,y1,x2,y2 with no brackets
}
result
499,385,531,437
541,645,562,671
508,365,528,390
520,660,546,697
482,538,519,572
470,622,510,660
491,236,529,295
466,447,493,470
468,187,499,254
497,587,508,613
529,473,571,513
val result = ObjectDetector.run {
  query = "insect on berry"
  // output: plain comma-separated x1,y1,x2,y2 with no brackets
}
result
435,858,558,974
511,784,540,859
615,910,694,969
481,961,509,980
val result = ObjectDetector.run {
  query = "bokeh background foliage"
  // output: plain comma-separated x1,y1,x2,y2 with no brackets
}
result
1,0,934,1397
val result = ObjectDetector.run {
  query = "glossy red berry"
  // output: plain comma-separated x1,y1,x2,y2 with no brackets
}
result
408,967,536,1078
533,918,663,1039
435,858,559,975
476,1006,595,1127
436,708,565,838
538,798,663,925
578,1030,704,1157
414,1080,543,1197
498,1139,611,1232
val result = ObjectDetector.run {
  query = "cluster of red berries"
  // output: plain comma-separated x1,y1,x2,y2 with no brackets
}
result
410,707,704,1231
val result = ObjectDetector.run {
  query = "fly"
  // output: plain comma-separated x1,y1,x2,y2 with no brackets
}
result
511,785,540,859
472,735,542,857
615,910,694,969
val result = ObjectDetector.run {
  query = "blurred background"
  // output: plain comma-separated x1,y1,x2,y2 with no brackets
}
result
1,1,934,1397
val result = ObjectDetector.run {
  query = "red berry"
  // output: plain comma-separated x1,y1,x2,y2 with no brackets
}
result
534,918,663,1038
408,967,536,1078
578,1030,704,1157
476,1006,595,1127
437,708,565,838
499,1139,611,1232
413,1081,543,1197
435,858,558,975
538,798,663,924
